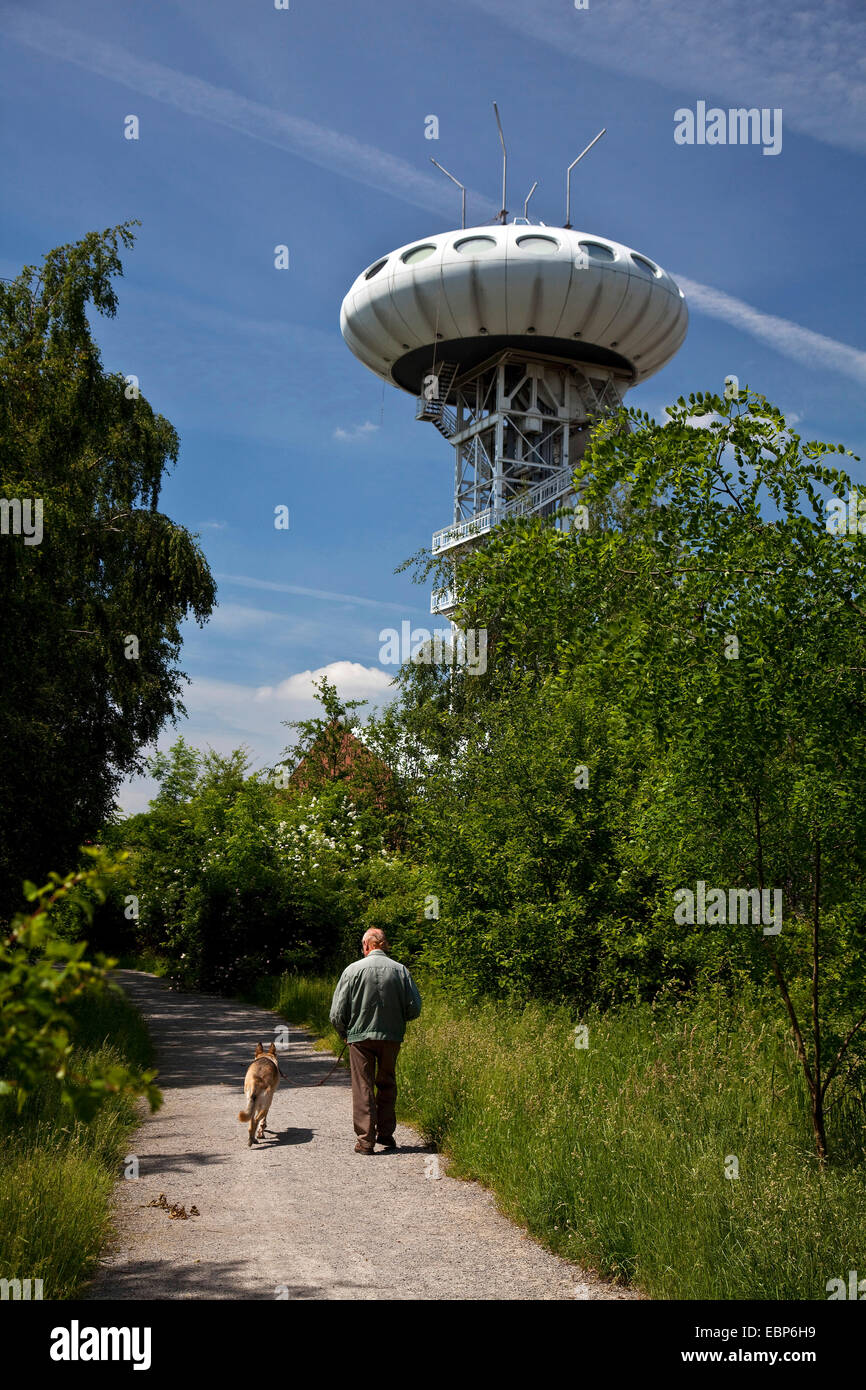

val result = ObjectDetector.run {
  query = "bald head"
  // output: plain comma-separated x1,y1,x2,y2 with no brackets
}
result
362,928,388,955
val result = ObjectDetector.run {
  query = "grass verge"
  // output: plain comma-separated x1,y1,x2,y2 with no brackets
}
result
258,972,866,1300
115,950,171,976
0,984,155,1300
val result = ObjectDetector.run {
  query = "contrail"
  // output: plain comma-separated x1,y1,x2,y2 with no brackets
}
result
0,6,494,220
4,6,863,383
674,275,866,387
215,573,423,614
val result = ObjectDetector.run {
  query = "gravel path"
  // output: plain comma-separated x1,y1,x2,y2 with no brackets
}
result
89,970,639,1301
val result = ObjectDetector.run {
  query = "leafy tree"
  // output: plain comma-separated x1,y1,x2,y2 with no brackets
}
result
0,848,160,1118
278,676,367,785
0,224,216,919
574,388,866,1161
278,676,404,843
146,736,204,806
411,680,646,1004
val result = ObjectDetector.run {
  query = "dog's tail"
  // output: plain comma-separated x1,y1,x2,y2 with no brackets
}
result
238,1090,257,1123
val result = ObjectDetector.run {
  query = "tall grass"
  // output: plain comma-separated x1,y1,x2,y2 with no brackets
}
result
115,950,170,976
254,972,342,1048
0,986,154,1300
263,973,866,1300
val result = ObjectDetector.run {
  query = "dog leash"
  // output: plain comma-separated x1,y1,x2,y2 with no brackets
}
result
278,1042,347,1086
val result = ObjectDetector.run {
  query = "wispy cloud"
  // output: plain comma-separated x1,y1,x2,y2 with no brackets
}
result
334,421,380,442
199,602,310,637
0,6,494,219
214,572,423,615
5,5,862,394
463,0,866,157
674,275,866,387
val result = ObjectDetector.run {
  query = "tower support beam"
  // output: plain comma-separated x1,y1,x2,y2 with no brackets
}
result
429,349,626,561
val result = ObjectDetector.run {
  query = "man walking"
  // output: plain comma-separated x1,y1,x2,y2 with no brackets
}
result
329,928,422,1154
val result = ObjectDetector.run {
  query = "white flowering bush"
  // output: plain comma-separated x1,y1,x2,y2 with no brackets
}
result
111,740,423,990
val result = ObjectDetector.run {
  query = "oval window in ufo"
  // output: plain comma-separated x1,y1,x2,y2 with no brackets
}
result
516,235,559,254
402,244,438,265
454,236,498,254
364,258,388,280
631,253,660,278
578,241,616,261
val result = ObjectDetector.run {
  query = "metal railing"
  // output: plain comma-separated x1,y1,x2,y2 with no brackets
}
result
430,586,457,614
431,468,573,553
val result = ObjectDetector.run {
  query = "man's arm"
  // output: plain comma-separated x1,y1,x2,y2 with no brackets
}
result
329,970,351,1039
403,967,422,1022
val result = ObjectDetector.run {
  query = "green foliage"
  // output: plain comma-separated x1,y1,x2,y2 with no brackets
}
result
0,225,216,919
277,675,407,845
571,390,866,1157
409,679,644,1004
114,733,424,990
0,847,160,1117
0,984,156,1299
384,389,866,1159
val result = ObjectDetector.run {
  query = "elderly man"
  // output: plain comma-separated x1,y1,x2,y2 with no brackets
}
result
329,928,422,1154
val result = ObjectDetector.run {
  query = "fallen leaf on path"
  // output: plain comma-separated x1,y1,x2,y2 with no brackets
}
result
142,1193,200,1219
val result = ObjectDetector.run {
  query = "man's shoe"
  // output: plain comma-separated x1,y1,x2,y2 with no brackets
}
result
377,1136,397,1150
354,1141,375,1154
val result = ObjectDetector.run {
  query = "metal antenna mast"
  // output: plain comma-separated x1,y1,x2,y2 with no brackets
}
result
493,102,508,223
564,128,606,228
430,158,467,229
523,180,538,220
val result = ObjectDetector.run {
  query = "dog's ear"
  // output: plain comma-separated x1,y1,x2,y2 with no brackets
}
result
255,1041,264,1056
267,1042,277,1055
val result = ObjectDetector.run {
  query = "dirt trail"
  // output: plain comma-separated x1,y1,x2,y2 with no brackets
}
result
89,970,638,1301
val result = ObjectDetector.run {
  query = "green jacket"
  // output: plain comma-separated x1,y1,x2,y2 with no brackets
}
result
329,950,422,1044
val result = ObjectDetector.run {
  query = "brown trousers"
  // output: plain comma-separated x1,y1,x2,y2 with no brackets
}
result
349,1040,401,1149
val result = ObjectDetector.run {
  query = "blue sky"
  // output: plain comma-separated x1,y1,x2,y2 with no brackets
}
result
1,0,864,811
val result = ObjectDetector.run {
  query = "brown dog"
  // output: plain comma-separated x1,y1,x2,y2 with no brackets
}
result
238,1041,280,1146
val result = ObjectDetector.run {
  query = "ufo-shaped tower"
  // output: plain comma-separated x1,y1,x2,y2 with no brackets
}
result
341,215,687,617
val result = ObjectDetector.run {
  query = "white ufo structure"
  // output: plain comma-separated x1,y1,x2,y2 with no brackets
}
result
340,126,688,616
